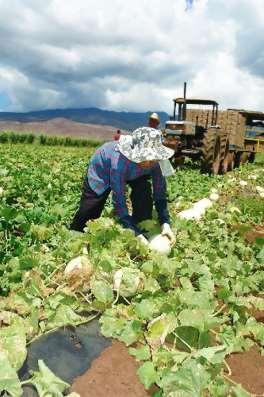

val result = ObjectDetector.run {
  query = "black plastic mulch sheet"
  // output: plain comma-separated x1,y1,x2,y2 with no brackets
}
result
18,319,111,397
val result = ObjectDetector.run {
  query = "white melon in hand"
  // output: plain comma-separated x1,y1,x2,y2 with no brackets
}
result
149,234,171,255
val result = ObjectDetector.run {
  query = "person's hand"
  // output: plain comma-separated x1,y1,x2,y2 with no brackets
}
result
161,223,176,246
137,234,149,246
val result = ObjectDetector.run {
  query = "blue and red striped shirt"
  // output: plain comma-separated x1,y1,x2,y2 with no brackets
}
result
87,141,170,234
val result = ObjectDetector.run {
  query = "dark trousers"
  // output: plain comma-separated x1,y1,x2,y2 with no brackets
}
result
70,175,153,232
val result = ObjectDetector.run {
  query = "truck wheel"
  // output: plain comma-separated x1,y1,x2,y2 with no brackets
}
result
220,137,234,174
248,152,256,163
222,151,234,173
201,129,225,175
240,152,250,164
234,152,250,168
234,152,241,168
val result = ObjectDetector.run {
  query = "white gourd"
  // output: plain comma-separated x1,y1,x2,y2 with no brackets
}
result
178,197,214,221
113,269,123,290
178,208,202,220
239,180,247,187
64,255,91,275
256,186,264,193
149,234,171,255
192,207,206,218
209,192,219,202
193,198,213,210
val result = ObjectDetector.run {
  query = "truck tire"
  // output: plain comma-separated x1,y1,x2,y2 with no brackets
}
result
234,152,250,168
220,136,235,174
201,128,226,175
248,152,256,163
240,152,250,164
222,151,234,173
234,152,241,168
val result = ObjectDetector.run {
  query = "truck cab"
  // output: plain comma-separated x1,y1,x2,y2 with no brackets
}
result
163,98,219,159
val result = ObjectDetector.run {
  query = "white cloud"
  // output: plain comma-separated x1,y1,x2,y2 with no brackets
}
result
191,52,264,111
0,0,263,112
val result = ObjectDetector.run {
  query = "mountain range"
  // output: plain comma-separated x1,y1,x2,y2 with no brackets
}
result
0,107,171,141
0,107,170,131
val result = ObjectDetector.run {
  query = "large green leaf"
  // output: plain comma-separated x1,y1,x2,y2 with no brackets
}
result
118,320,142,346
178,309,221,332
194,345,226,364
134,297,163,320
137,361,158,389
158,359,211,396
129,345,151,361
0,351,22,397
45,304,86,331
219,325,254,353
0,323,27,370
99,309,127,338
118,267,145,297
91,280,114,303
174,326,200,351
241,317,264,346
26,359,72,397
146,314,177,349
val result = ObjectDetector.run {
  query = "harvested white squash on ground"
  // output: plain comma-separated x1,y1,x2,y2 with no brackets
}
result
178,208,202,220
64,255,94,290
239,180,247,187
193,198,213,210
149,234,171,255
178,196,216,220
256,186,264,198
64,255,92,275
179,198,213,220
209,192,219,202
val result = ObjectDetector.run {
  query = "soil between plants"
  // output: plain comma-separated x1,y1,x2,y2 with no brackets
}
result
244,225,264,243
71,341,153,397
72,342,264,397
226,345,264,395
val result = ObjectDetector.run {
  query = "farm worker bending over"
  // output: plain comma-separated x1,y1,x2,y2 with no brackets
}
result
70,126,176,246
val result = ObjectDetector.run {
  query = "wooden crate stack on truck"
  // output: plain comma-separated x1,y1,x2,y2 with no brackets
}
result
163,87,264,175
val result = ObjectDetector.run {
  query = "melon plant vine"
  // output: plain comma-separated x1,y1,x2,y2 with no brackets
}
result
0,142,263,397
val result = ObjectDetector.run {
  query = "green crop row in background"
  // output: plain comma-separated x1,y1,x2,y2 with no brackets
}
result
0,130,101,148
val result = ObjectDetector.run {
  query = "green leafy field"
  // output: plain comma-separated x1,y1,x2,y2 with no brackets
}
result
0,143,263,396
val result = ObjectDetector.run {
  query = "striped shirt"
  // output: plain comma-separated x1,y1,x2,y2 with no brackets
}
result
87,141,170,234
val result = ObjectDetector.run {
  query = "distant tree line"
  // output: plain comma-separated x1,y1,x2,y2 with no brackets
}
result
0,131,101,148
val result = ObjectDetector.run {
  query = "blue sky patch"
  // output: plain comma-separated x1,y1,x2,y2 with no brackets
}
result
0,92,11,111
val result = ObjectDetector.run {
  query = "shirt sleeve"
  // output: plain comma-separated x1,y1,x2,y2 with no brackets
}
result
151,164,170,225
110,162,143,235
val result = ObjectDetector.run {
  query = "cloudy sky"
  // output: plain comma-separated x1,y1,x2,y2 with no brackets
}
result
0,0,263,113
